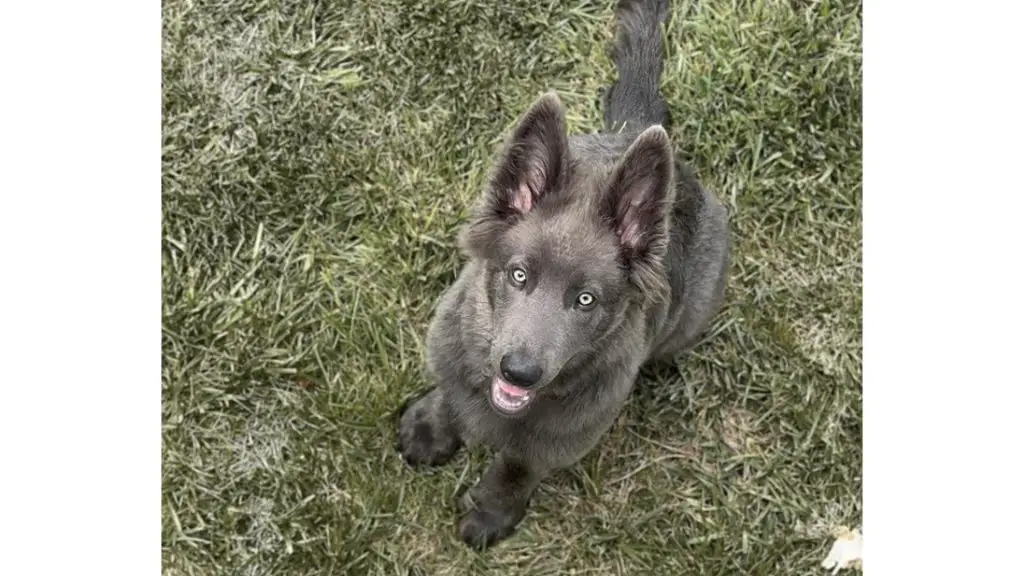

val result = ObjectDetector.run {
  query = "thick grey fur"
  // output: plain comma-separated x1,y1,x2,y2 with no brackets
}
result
397,0,731,549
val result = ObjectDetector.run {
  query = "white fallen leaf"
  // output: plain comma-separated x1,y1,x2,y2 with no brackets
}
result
821,526,862,574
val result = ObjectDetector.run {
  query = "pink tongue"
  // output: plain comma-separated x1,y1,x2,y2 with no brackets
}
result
498,380,529,398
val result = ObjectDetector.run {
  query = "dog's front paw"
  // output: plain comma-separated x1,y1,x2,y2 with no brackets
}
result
396,389,462,468
456,487,526,549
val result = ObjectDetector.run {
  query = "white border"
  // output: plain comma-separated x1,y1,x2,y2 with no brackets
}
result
865,0,1023,573
0,2,160,574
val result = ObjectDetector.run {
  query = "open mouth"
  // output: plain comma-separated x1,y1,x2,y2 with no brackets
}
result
490,376,534,414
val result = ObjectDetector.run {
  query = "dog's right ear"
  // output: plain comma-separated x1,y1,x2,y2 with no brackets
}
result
487,92,568,217
460,93,568,256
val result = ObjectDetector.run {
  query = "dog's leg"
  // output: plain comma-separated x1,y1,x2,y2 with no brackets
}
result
456,452,545,549
396,387,463,467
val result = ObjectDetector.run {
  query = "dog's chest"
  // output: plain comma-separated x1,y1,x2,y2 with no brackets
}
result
457,387,595,464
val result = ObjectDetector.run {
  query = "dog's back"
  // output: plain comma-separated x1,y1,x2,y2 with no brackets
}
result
577,0,731,362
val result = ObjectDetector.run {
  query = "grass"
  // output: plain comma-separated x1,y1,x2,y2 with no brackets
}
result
161,0,862,573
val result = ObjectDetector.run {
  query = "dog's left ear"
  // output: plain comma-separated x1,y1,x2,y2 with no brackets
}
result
600,125,675,279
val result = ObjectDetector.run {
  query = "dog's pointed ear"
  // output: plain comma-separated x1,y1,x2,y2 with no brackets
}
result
460,93,569,258
600,125,675,282
485,92,569,218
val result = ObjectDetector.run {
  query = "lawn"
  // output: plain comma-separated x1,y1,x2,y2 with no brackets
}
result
161,0,862,573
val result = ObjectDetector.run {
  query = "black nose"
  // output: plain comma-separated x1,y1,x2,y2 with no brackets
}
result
499,351,543,388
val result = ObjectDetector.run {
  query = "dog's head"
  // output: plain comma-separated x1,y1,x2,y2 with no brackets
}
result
459,93,676,417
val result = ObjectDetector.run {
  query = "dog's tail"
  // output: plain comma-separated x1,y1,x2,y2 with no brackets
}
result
603,0,671,133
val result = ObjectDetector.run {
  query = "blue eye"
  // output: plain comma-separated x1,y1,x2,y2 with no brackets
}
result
509,267,528,286
576,292,596,308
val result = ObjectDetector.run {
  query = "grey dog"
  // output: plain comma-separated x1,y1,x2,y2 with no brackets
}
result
397,0,731,549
